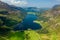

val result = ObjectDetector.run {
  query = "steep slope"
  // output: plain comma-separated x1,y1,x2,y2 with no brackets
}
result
0,1,27,28
0,1,26,16
35,5,60,34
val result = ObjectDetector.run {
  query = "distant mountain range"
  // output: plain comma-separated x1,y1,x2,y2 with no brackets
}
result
23,7,50,12
0,1,60,14
0,1,50,14
0,1,26,14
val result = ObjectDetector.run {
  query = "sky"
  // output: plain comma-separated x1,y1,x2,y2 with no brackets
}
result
0,0,60,8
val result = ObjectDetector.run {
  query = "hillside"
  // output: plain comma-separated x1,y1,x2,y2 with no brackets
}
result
0,1,60,40
0,1,27,16
0,1,27,29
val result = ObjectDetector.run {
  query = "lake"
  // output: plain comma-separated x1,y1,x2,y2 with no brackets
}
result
14,14,42,31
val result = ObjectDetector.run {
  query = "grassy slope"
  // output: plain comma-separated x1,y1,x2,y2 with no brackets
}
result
0,12,59,40
0,9,60,40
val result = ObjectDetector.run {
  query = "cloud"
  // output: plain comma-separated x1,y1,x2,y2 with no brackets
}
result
0,0,28,7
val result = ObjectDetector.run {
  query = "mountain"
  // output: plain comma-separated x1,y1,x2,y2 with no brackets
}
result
52,5,60,10
0,1,17,11
24,7,50,13
52,5,60,16
39,8,50,13
0,1,27,27
0,1,49,13
0,1,26,14
24,7,40,12
36,5,60,33
0,1,27,19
